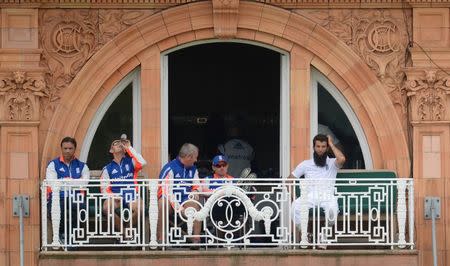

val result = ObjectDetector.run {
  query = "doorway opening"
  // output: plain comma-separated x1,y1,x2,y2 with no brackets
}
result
168,42,281,178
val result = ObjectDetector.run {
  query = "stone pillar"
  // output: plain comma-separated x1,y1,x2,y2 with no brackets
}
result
0,8,44,266
404,68,450,266
407,7,450,266
138,45,162,178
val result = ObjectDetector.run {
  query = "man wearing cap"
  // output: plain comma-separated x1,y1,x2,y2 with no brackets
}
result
202,155,253,241
203,155,234,193
157,143,202,249
101,138,147,233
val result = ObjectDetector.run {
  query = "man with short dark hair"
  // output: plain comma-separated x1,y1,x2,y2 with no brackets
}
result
289,134,345,248
46,136,90,246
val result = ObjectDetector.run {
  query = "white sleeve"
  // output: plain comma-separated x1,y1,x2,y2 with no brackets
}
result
80,164,90,186
100,168,112,194
291,162,305,178
46,162,57,180
127,146,147,168
330,158,340,170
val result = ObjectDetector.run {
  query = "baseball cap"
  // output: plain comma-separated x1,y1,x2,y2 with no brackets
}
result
212,155,228,165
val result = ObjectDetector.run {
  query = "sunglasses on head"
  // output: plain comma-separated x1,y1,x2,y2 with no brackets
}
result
214,163,227,168
111,140,122,146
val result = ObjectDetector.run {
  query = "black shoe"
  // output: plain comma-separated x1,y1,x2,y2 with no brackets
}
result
190,245,200,250
190,239,201,250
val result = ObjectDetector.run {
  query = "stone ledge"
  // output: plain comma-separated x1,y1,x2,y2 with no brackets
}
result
40,249,419,259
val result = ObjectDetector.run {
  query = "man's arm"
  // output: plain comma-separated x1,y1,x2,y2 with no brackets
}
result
80,164,90,186
122,140,147,171
45,162,57,198
328,135,346,168
100,168,113,195
160,170,182,211
46,161,57,180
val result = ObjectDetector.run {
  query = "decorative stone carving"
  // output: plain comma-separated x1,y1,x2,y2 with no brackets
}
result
0,71,48,121
8,0,445,7
295,9,411,125
212,0,239,39
99,10,155,45
38,9,153,116
39,10,99,116
403,69,450,121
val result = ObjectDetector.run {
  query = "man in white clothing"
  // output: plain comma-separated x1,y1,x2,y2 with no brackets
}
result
289,134,345,247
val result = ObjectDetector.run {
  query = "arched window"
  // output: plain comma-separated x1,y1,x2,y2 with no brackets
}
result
80,69,141,170
311,68,373,169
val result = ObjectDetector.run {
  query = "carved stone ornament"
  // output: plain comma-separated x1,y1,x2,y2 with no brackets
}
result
295,9,411,127
403,70,450,121
38,9,152,117
212,0,240,39
0,71,49,121
99,9,155,45
39,10,99,117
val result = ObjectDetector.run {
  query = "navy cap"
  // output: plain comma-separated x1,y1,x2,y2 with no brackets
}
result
212,155,228,165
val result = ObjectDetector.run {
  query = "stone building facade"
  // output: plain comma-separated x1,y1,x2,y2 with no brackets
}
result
0,0,449,265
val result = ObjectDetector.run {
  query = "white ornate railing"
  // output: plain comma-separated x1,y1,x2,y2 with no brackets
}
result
40,177,414,250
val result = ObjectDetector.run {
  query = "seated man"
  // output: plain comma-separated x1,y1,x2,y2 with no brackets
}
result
289,134,345,249
46,137,90,246
157,143,202,249
202,155,247,239
202,155,234,192
101,138,147,235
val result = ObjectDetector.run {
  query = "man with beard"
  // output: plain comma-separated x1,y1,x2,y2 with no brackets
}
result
289,134,345,248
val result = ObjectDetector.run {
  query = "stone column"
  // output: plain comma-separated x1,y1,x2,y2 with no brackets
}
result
404,68,450,266
0,8,45,266
407,7,450,266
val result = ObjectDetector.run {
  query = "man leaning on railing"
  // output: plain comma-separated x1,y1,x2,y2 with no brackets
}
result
100,137,147,235
157,143,202,249
46,137,90,246
288,134,345,249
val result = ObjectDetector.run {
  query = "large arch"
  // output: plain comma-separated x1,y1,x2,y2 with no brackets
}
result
41,1,410,178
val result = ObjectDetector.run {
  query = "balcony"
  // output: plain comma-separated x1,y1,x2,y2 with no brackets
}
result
40,171,415,252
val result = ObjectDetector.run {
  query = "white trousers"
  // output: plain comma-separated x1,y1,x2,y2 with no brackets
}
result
291,196,339,226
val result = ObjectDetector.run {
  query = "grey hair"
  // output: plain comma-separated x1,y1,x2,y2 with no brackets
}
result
178,143,199,158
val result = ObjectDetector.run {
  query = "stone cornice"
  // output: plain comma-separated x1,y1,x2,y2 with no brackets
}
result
0,0,439,9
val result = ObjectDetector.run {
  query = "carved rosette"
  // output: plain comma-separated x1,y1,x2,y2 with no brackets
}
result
403,69,450,121
0,71,48,121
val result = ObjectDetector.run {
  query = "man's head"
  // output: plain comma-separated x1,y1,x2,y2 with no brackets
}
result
109,139,125,155
60,137,77,162
212,155,229,176
178,143,199,167
312,134,329,167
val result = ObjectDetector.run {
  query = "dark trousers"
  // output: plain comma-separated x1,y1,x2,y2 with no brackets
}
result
47,197,86,239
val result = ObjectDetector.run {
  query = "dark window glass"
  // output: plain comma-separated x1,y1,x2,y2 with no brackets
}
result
168,43,280,178
87,84,133,170
318,83,364,169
